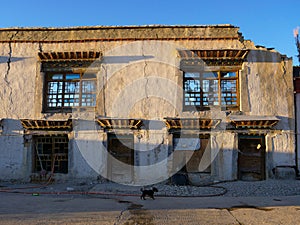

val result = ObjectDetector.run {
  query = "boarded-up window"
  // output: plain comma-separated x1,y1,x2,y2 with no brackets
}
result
33,135,68,174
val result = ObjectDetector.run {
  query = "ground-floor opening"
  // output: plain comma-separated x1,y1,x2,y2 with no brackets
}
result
238,134,266,181
31,134,69,182
171,133,211,185
107,133,134,183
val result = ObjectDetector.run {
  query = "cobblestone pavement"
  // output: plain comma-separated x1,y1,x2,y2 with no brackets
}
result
89,179,300,197
1,179,299,198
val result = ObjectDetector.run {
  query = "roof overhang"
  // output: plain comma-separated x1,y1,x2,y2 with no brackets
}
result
38,51,101,61
164,118,221,130
230,115,279,129
96,118,143,129
20,119,72,130
179,49,249,67
38,51,102,72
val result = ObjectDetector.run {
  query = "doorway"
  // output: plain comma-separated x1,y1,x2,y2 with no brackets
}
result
107,134,134,183
238,135,265,180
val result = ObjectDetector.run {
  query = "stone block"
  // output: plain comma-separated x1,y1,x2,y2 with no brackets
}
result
274,167,296,179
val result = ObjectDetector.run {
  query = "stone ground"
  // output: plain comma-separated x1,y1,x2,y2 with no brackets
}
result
1,178,300,198
1,179,300,225
92,179,300,197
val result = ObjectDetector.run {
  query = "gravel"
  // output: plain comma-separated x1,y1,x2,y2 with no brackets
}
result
1,179,300,198
89,179,300,197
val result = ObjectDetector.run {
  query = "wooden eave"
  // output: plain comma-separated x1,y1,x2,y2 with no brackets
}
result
179,49,249,59
96,118,143,129
20,119,72,130
164,118,221,130
38,51,101,61
179,49,249,67
230,116,279,129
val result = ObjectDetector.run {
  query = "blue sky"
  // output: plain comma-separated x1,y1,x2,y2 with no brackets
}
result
1,0,300,65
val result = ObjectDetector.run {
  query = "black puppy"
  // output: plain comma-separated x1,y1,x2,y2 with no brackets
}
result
140,187,158,200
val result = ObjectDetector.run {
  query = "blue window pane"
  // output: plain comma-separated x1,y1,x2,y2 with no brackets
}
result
185,80,200,92
51,74,63,80
66,74,80,80
221,72,237,78
202,72,218,78
185,72,200,78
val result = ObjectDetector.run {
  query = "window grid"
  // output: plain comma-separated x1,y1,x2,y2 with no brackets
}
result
45,72,96,111
33,135,68,174
183,71,238,109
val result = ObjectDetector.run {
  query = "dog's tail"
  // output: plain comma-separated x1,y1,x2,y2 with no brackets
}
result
140,188,143,192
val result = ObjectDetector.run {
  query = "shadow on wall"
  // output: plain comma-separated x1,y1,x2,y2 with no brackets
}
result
247,50,284,63
0,119,23,135
73,137,172,167
274,116,295,131
102,55,154,64
0,56,30,64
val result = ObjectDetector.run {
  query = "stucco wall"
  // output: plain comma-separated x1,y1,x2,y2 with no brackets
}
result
0,25,296,182
0,119,27,180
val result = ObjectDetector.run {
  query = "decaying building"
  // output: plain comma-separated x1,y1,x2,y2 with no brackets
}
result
0,25,296,185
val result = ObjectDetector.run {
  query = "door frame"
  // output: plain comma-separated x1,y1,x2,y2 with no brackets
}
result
107,133,134,183
238,134,266,180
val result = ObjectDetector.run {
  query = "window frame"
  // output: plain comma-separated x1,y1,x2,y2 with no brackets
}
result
183,70,239,111
33,135,69,174
43,71,97,113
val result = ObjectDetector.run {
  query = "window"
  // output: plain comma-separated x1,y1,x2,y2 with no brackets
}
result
44,72,96,112
183,71,238,110
33,135,68,174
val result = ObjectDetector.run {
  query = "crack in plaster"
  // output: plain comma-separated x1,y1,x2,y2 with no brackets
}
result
2,31,19,117
38,43,43,52
280,60,289,89
4,42,12,84
4,31,19,81
38,34,49,52
142,42,149,118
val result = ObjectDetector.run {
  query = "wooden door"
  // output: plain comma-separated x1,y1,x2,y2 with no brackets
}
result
238,135,265,181
108,134,134,183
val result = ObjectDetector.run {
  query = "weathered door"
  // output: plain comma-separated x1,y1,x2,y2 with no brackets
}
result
108,134,134,183
238,135,265,180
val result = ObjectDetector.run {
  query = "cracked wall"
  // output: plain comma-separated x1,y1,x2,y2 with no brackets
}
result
0,25,296,182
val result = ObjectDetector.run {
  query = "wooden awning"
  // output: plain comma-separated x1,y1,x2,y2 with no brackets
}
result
179,49,249,67
20,119,72,130
164,118,221,130
38,51,102,72
96,118,143,129
230,116,279,129
38,51,101,61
